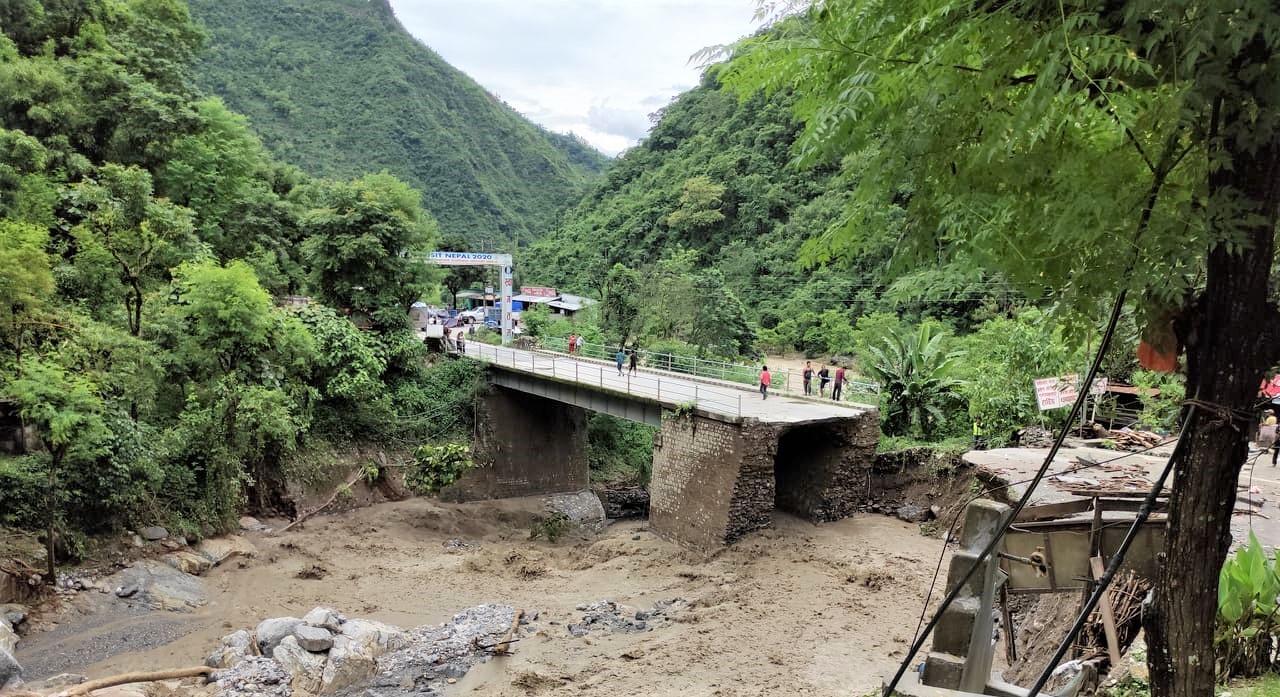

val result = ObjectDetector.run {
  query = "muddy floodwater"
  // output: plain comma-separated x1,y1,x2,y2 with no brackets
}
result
18,497,949,696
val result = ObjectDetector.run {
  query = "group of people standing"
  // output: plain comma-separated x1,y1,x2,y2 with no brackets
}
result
800,361,849,400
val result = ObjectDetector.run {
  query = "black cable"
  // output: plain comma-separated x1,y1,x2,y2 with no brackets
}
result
908,433,1178,648
883,288,1128,697
1023,402,1197,697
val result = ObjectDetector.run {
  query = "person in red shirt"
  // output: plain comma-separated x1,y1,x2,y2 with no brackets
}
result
832,366,848,401
759,365,771,400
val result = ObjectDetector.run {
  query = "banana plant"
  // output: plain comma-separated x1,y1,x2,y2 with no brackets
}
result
1216,531,1280,680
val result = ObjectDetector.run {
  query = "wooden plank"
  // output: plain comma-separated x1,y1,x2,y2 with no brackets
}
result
1015,499,1094,522
1000,583,1017,663
1090,556,1123,667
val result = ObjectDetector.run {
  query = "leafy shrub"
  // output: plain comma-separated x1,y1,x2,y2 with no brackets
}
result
863,323,966,438
529,512,571,542
1216,532,1280,681
0,456,44,528
587,413,655,485
404,443,474,495
1133,370,1184,432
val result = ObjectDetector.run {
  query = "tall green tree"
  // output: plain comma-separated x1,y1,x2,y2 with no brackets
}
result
9,358,108,583
299,172,437,330
601,263,641,347
724,1,1280,693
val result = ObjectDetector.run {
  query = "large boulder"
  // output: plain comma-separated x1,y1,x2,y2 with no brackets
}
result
543,491,606,534
206,629,254,669
320,619,407,692
107,559,207,611
140,526,169,541
163,551,213,576
0,605,27,628
255,617,304,656
0,646,21,690
0,621,16,654
272,635,326,695
193,536,257,567
294,625,334,652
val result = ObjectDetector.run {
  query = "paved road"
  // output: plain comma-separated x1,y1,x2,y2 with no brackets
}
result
459,342,872,424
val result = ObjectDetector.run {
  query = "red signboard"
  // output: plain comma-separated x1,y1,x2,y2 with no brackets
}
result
519,286,557,297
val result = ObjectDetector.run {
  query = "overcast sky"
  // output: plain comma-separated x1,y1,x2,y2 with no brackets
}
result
388,0,762,156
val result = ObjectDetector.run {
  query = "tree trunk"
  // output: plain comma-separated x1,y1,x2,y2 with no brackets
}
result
44,449,61,585
1147,91,1280,695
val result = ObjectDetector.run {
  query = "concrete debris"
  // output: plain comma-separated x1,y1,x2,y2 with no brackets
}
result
274,635,327,693
567,599,684,638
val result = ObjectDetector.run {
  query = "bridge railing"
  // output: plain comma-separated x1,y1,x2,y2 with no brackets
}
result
537,337,881,404
465,342,746,417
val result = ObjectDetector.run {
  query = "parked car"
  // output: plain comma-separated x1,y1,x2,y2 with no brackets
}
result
458,308,488,323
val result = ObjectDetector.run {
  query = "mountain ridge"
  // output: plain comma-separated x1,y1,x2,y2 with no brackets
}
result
187,0,608,249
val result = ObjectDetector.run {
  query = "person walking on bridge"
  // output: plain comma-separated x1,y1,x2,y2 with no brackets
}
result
832,365,847,401
615,348,626,375
628,348,639,375
759,365,771,400
818,365,831,397
802,361,814,395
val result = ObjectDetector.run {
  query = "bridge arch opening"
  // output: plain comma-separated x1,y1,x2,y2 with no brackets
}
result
773,422,850,518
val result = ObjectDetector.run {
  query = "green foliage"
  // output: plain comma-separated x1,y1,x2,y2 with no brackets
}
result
1133,370,1185,433
602,263,642,346
521,303,552,339
405,443,473,495
864,324,966,438
528,512,571,543
587,414,655,485
185,0,606,248
954,310,1084,441
298,172,438,330
1216,533,1280,681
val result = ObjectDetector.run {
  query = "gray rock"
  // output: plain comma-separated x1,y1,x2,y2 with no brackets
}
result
106,559,207,611
141,526,169,541
294,624,334,652
273,635,326,694
206,629,253,669
542,490,606,535
0,622,16,654
303,606,344,632
0,605,28,628
193,536,257,567
214,655,291,697
896,504,932,523
255,617,303,656
0,646,21,690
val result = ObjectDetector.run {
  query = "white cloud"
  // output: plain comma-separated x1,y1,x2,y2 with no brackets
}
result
388,0,761,155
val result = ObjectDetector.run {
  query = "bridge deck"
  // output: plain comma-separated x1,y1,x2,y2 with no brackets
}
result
461,343,871,424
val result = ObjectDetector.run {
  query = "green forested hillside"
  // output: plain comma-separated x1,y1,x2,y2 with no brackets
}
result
187,0,607,249
525,71,1016,357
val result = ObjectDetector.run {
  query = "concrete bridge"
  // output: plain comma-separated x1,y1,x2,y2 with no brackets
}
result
444,343,881,553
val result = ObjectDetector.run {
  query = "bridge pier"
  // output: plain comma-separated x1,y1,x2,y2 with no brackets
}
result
442,385,589,501
649,410,879,554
